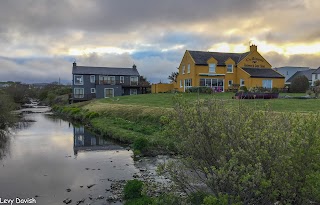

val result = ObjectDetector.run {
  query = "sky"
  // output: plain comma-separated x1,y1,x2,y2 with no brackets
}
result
0,0,319,84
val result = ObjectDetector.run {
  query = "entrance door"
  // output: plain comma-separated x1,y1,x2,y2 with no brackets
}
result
104,88,114,98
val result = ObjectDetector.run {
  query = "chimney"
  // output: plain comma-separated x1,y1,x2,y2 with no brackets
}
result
73,61,77,68
132,64,137,70
250,44,257,52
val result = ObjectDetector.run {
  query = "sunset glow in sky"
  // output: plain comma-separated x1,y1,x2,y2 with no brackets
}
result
0,0,319,83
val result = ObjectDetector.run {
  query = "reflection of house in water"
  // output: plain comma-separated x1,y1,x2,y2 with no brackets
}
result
73,126,123,155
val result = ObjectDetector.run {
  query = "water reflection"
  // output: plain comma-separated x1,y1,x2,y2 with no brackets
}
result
73,126,123,156
0,130,10,160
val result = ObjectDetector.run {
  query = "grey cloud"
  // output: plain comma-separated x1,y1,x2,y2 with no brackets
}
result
265,52,320,68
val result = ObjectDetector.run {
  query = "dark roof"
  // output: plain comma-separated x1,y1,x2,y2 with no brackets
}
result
72,66,140,76
188,50,249,65
242,67,285,78
312,67,320,74
287,69,316,82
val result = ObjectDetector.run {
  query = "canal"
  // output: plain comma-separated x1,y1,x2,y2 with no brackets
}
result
0,108,167,205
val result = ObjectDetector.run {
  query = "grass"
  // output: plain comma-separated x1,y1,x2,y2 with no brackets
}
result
94,92,320,113
55,92,320,155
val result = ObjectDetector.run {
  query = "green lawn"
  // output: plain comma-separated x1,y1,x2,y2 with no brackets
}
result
96,92,320,113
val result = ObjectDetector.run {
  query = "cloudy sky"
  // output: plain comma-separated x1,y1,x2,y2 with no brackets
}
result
0,0,319,84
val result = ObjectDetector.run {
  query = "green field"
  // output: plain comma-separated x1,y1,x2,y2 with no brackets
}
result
96,92,320,113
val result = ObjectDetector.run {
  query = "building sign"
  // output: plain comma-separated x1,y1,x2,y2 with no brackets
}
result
244,57,266,68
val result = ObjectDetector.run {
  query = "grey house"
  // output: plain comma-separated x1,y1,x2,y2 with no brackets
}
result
312,67,320,86
72,62,142,102
286,69,316,85
273,66,310,83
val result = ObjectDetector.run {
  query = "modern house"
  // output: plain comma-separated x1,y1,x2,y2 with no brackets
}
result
273,66,310,83
286,69,316,85
152,45,285,93
311,67,320,86
72,62,142,102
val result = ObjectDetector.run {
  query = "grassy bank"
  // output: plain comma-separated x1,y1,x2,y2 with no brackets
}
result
53,92,320,155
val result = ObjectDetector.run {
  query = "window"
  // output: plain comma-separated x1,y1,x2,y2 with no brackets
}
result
315,74,318,80
185,79,192,87
104,88,114,98
74,88,84,98
74,75,83,85
130,76,138,86
120,76,124,83
199,78,224,92
187,64,190,73
130,89,138,95
228,80,233,87
180,80,183,88
262,80,273,89
209,64,216,73
91,88,96,93
182,65,185,74
227,64,233,73
99,76,115,85
240,79,245,86
90,75,95,83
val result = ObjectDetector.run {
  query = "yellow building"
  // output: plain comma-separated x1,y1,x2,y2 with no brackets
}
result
155,45,285,93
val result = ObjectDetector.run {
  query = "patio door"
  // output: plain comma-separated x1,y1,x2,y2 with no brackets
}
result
104,88,114,98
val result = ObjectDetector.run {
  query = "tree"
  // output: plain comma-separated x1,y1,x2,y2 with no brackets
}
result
139,76,150,86
161,98,320,204
168,72,179,83
290,75,310,93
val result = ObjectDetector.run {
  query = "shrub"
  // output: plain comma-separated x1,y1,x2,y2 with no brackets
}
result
290,75,310,93
124,180,144,200
239,86,248,92
186,87,213,94
133,137,149,152
314,80,320,87
124,196,153,205
163,99,320,204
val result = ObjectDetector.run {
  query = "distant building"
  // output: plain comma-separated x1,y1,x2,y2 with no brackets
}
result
273,66,310,83
72,62,145,102
311,67,320,86
286,69,316,85
152,45,285,93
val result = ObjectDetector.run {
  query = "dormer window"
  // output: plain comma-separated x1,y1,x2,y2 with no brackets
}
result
209,64,216,73
227,64,233,73
187,64,190,73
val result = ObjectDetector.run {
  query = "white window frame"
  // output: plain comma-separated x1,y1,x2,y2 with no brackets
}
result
182,65,185,74
74,75,83,85
180,80,183,88
240,79,245,86
104,88,114,98
74,88,84,98
120,76,125,83
130,89,138,95
227,64,233,73
228,80,233,87
91,88,96,93
209,64,216,73
130,76,139,86
187,64,190,74
90,75,95,83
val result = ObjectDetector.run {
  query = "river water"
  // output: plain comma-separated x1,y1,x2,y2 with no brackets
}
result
0,108,167,205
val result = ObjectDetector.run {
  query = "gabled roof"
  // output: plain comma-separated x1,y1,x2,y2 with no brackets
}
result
242,67,285,78
286,69,316,82
312,67,320,74
188,50,250,66
274,66,310,71
72,66,140,76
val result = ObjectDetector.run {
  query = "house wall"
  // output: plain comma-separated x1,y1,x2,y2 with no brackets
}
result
72,74,141,100
312,73,320,86
96,84,122,98
274,67,309,82
250,78,285,88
